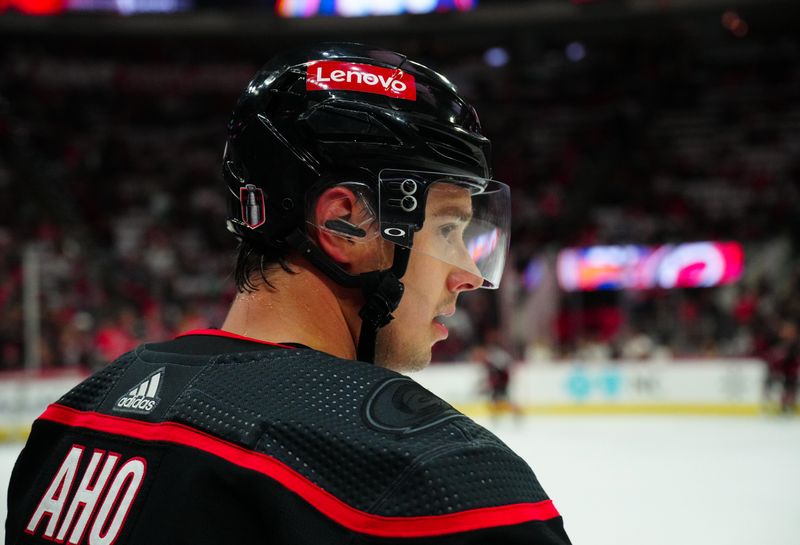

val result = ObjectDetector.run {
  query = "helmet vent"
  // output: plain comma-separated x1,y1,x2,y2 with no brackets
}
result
304,105,402,146
416,124,481,166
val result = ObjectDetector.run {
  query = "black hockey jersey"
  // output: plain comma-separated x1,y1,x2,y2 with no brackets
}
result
6,330,571,544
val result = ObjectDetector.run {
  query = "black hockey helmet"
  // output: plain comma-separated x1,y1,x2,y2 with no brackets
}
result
223,43,510,362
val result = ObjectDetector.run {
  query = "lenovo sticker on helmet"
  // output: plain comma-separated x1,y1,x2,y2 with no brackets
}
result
306,61,416,101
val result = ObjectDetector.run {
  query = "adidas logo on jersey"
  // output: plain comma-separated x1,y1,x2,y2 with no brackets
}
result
114,368,164,414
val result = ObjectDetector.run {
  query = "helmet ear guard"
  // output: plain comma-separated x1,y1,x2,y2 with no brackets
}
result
323,219,367,239
310,183,382,244
309,184,386,272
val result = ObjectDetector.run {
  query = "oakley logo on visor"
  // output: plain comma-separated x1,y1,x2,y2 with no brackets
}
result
306,61,416,101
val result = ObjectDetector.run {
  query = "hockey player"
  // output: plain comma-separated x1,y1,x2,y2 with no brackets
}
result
475,329,522,420
6,43,572,544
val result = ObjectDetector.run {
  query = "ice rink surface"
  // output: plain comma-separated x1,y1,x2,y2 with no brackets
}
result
2,414,799,545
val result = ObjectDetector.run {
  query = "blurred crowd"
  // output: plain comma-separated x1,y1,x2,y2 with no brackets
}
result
1,24,799,374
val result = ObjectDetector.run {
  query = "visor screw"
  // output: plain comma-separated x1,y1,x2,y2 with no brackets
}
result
400,196,418,212
401,179,417,195
281,198,294,211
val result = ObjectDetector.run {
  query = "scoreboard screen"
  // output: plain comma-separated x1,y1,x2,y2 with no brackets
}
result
276,0,477,17
557,241,744,291
0,0,476,15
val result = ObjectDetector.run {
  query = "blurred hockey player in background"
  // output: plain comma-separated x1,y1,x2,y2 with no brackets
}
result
474,327,523,420
762,318,799,415
6,44,571,544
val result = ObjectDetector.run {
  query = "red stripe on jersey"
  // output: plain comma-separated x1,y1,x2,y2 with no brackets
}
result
175,329,297,349
38,404,560,538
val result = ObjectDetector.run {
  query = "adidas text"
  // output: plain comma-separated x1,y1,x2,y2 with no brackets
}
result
116,396,156,412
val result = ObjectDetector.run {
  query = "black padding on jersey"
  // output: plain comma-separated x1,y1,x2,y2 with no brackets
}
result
373,441,550,516
56,343,553,518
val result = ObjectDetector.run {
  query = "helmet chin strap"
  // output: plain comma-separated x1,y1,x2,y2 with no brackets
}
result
355,245,409,363
285,229,410,363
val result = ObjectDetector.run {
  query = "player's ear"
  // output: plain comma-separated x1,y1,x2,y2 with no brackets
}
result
313,186,376,270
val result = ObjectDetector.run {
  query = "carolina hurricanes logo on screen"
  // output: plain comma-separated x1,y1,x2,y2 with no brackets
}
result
306,61,417,100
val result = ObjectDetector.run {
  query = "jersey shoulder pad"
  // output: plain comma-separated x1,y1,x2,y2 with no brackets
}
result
373,414,551,517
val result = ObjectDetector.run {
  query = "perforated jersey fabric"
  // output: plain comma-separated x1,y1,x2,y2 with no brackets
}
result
56,349,134,410
7,332,572,545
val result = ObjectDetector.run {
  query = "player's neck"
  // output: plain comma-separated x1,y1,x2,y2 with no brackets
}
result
220,257,361,360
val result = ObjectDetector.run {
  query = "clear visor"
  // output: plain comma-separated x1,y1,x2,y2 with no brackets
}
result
378,169,511,289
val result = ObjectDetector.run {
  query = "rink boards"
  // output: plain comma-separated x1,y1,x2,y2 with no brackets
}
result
416,358,768,416
0,369,88,441
0,359,771,441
